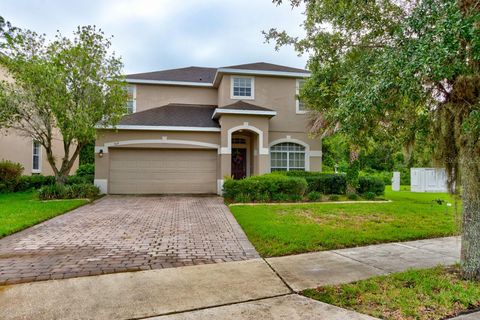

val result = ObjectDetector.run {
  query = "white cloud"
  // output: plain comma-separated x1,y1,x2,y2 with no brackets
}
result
0,0,308,73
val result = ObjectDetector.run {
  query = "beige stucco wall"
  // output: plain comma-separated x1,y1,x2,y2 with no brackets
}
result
135,84,217,112
217,75,308,133
0,130,79,176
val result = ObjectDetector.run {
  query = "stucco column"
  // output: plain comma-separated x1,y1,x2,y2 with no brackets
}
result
94,151,109,194
258,154,269,174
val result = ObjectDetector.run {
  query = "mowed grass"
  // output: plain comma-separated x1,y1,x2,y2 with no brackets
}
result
302,266,480,320
229,187,460,257
0,192,88,238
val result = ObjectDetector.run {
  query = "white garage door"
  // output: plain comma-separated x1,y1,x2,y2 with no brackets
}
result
109,148,217,194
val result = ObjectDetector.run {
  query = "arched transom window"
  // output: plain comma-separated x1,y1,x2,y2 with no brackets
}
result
270,142,306,171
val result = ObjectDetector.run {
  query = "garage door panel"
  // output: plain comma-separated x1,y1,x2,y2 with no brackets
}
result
109,148,217,194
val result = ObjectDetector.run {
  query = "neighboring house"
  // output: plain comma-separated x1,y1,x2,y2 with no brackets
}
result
95,62,322,195
0,65,78,176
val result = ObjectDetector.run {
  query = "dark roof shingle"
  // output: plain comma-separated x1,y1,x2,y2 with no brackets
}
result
221,62,309,74
119,104,219,128
219,101,274,112
126,63,309,83
126,67,216,84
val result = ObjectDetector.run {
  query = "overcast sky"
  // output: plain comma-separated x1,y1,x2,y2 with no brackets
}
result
1,0,308,74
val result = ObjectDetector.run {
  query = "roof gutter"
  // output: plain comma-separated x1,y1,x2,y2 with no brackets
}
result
125,79,214,87
212,108,277,119
96,125,221,132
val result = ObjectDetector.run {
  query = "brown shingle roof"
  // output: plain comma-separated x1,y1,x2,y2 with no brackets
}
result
219,101,274,112
221,62,309,74
126,67,216,84
126,63,309,83
119,104,219,127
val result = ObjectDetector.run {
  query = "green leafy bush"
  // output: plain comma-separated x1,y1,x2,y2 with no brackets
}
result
76,163,94,177
363,192,376,200
66,175,93,185
329,194,340,201
356,176,385,195
307,191,322,202
223,174,307,203
347,193,359,200
15,175,55,191
283,171,347,194
38,183,99,200
0,160,24,192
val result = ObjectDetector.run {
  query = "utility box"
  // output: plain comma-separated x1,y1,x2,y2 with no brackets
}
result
392,172,400,191
411,168,448,192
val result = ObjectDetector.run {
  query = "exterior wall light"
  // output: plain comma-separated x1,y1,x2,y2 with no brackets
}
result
99,149,104,158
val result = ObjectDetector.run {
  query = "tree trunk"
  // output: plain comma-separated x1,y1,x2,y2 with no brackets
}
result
346,146,360,194
55,144,82,185
460,152,480,280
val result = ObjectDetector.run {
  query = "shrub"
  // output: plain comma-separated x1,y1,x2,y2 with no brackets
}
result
76,163,94,177
255,192,270,203
38,184,67,200
307,191,322,202
329,194,340,201
356,176,385,195
38,183,99,200
66,175,93,185
363,192,376,200
0,160,24,192
223,174,307,203
271,193,291,202
347,193,359,200
15,175,55,191
234,193,252,203
288,173,347,195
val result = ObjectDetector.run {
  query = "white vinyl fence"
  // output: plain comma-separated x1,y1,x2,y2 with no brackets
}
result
410,168,448,193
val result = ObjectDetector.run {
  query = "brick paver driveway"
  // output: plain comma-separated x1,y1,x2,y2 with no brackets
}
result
0,196,259,285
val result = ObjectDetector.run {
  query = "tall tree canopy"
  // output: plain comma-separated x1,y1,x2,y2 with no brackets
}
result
266,0,480,279
0,21,126,182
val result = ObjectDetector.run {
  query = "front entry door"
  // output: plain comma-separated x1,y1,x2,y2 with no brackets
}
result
231,148,247,179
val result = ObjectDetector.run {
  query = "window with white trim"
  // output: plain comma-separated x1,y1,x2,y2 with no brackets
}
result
231,76,254,99
270,142,306,171
296,79,307,113
32,141,41,172
125,85,136,114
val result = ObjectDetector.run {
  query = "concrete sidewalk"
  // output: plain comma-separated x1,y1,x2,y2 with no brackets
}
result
267,236,460,291
0,236,462,319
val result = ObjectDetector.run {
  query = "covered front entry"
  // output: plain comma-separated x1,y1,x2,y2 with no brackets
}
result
108,148,217,194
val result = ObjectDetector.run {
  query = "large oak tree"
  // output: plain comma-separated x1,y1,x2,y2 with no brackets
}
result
266,0,480,279
0,20,126,183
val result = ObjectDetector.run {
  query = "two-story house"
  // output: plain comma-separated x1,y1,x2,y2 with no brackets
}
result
94,62,322,195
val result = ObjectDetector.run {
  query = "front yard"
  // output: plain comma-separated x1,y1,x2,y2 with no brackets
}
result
230,188,460,257
302,266,480,320
0,192,88,238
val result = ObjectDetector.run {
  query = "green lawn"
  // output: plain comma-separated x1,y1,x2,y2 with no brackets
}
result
302,266,480,320
0,192,89,238
229,187,461,257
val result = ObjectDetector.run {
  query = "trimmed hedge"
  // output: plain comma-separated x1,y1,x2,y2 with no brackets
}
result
15,175,56,191
357,176,385,195
282,171,347,194
223,174,307,203
38,183,100,200
0,160,24,192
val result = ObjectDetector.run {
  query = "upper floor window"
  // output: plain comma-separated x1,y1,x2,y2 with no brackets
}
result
270,142,306,171
125,85,136,114
32,141,41,173
231,76,254,100
296,79,307,114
